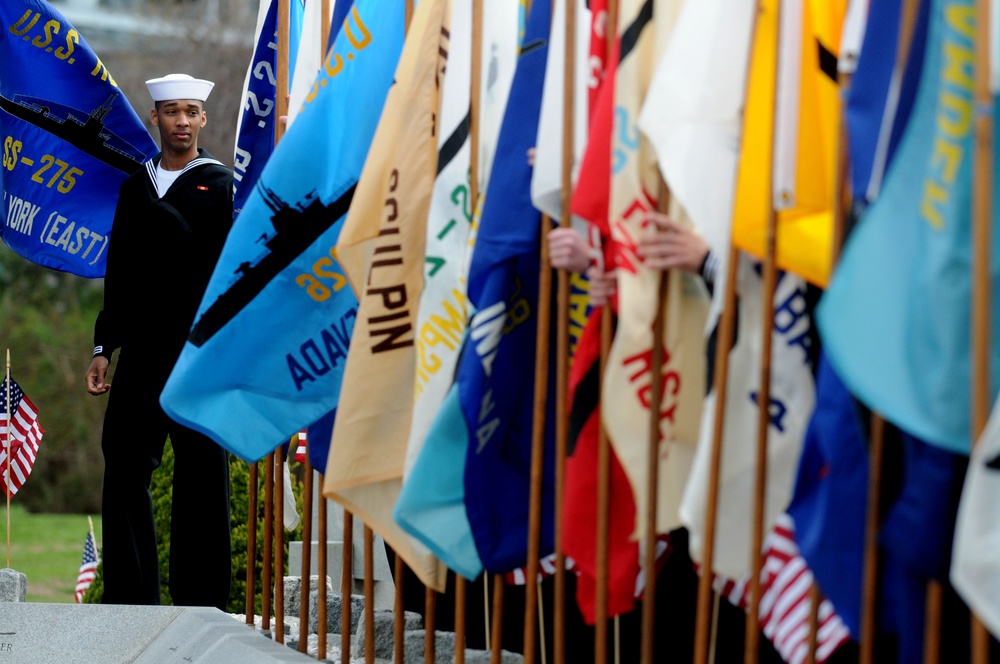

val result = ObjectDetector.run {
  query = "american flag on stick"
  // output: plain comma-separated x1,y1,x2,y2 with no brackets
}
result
293,430,308,464
75,517,99,603
0,374,43,498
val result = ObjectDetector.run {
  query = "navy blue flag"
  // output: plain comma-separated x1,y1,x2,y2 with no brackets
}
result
0,0,157,278
328,0,356,53
879,433,967,663
787,353,869,636
233,0,279,219
160,0,405,462
456,0,555,573
846,0,930,205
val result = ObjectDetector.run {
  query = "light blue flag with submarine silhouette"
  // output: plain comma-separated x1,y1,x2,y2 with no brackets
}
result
818,0,1000,455
160,0,405,462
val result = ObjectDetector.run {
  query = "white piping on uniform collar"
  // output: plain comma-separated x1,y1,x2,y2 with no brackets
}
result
145,155,224,198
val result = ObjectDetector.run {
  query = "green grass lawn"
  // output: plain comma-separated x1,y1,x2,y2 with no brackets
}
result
5,503,101,604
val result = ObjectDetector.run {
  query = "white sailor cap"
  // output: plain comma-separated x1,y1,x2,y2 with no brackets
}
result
145,73,215,103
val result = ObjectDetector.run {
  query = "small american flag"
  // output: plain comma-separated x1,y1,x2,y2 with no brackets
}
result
294,430,308,464
75,526,99,603
0,376,43,497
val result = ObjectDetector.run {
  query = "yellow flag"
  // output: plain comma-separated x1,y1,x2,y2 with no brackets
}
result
731,0,845,287
325,0,453,593
603,0,710,539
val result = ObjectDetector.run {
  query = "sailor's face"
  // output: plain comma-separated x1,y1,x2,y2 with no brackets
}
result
151,100,206,154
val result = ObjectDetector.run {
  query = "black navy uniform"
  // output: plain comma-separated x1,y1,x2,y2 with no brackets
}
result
93,149,233,609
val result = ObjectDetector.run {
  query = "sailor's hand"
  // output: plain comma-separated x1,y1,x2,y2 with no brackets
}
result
86,356,111,396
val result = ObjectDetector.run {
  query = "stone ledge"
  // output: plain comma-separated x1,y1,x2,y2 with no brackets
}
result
0,604,317,664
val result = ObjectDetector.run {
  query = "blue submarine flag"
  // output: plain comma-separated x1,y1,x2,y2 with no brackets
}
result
160,0,405,461
0,0,157,278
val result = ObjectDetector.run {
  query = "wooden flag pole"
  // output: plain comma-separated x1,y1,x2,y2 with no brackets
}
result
275,447,286,644
262,451,275,632
5,348,11,569
970,0,994,660
318,484,329,660
806,35,858,664
490,575,505,664
364,526,375,664
425,582,438,664
692,244,740,664
537,582,549,664
525,211,554,664
596,0,619,660
518,0,557,654
691,0,764,659
454,3,484,661
453,574,466,664
339,507,352,662
258,0,290,638
640,188,671,664
744,0,787,656
395,556,405,663
859,413,885,664
485,575,493,652
298,440,313,654
246,460,259,625
321,0,330,51
745,188,779,664
858,2,919,662
275,0,290,144
553,0,577,655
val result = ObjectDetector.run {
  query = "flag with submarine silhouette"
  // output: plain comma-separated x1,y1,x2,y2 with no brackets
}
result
161,0,406,462
0,0,157,278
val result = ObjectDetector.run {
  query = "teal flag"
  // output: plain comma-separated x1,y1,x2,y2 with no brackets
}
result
818,0,1000,455
160,0,404,461
395,385,483,579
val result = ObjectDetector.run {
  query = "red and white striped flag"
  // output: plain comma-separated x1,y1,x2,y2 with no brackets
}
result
505,553,578,586
706,514,851,664
0,376,43,497
75,525,99,603
293,430,308,464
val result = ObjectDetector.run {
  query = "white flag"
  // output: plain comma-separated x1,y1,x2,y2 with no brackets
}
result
287,0,338,128
680,257,816,579
637,0,754,328
952,393,1000,639
530,0,590,222
404,0,472,476
838,0,868,74
637,0,753,256
477,0,521,199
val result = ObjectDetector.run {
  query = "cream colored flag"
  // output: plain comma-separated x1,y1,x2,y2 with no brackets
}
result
325,0,452,592
604,0,709,539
